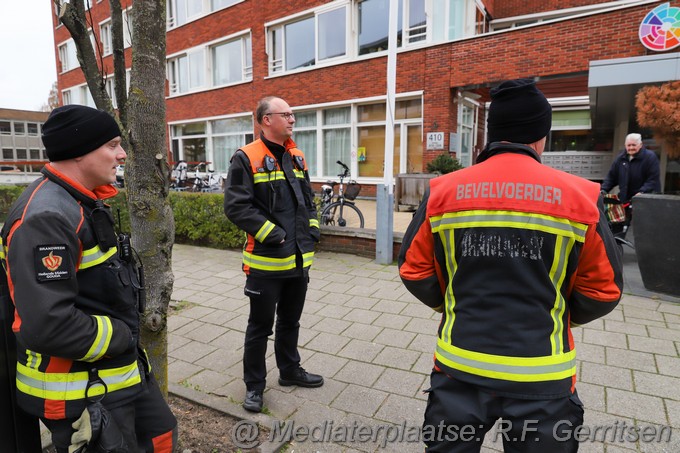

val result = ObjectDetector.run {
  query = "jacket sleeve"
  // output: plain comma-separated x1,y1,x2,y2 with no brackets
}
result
398,191,444,311
223,151,286,244
7,211,133,361
569,195,623,326
637,150,661,194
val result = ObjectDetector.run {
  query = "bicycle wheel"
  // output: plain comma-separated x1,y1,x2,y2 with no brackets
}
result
321,201,364,228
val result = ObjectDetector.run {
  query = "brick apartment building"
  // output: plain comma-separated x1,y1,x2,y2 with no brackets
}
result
51,0,680,195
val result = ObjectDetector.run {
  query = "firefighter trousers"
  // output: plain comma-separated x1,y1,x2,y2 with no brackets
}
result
243,275,308,391
423,371,584,452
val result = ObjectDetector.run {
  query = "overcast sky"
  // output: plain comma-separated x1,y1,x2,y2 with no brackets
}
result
0,0,57,111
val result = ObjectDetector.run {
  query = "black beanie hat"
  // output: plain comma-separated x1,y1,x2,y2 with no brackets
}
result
487,78,552,145
42,105,121,162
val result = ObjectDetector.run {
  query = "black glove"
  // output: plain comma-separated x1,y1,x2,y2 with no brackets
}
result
69,402,127,453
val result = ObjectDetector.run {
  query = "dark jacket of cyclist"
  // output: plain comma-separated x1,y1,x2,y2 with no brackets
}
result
224,135,319,278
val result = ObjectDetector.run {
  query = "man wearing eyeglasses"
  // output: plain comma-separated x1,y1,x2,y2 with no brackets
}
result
224,96,323,413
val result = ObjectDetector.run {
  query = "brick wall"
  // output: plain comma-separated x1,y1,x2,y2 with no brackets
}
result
493,1,613,19
317,227,403,260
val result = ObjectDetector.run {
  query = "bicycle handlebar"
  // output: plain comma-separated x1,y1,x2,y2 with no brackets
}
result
337,160,350,178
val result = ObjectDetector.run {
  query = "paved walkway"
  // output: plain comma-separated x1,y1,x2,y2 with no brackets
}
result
168,215,680,452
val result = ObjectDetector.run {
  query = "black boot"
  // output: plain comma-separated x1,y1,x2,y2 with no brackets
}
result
278,367,324,388
243,390,263,412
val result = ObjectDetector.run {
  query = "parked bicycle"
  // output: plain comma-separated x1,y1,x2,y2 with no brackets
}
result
318,160,365,228
189,162,224,193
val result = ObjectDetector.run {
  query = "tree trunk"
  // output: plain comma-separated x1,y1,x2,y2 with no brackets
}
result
127,0,175,394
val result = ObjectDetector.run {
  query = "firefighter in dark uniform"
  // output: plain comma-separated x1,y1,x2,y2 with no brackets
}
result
399,79,623,452
224,96,323,413
0,105,176,452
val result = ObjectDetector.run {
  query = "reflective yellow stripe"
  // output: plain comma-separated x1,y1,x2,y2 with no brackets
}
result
302,252,314,268
436,339,577,382
253,171,285,184
0,237,5,260
255,221,276,242
80,245,117,270
253,169,306,184
26,350,42,370
309,218,319,228
431,210,588,242
440,229,457,344
548,236,574,355
16,361,141,400
80,316,113,362
243,251,314,271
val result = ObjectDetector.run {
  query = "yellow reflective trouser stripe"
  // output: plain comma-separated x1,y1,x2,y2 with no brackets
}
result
16,361,141,400
0,238,4,260
431,210,588,241
255,221,276,242
80,245,118,270
309,218,319,229
436,339,577,382
80,316,113,362
243,251,314,271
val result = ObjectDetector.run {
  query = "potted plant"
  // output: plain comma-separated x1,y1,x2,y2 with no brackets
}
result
630,82,680,296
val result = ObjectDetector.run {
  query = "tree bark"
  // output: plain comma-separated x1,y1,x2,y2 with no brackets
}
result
127,0,175,394
55,0,175,393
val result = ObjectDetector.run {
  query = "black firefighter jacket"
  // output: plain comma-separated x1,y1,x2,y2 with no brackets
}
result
0,164,143,420
224,137,319,278
399,143,623,399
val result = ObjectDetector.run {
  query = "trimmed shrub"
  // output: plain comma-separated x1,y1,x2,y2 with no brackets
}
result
0,186,244,250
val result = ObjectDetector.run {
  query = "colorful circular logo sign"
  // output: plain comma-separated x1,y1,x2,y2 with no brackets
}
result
639,2,680,51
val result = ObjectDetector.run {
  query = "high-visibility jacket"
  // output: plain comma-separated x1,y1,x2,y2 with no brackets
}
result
0,164,143,420
224,136,319,278
399,143,623,399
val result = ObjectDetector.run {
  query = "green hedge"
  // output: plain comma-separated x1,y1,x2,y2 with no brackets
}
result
0,186,244,250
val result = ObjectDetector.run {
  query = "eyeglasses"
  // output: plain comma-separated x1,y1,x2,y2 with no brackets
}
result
265,112,295,121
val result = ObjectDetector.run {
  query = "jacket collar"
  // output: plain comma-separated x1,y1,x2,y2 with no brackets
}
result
41,164,118,207
476,142,542,164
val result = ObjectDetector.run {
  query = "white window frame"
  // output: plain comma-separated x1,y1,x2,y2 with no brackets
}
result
210,32,253,88
456,92,480,167
266,2,349,75
100,20,112,56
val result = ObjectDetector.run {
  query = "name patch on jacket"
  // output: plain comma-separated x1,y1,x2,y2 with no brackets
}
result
456,182,562,205
35,244,71,282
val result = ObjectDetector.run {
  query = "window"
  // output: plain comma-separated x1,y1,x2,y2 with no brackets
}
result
211,116,253,171
16,149,27,160
168,0,240,28
432,0,486,42
358,0,396,55
14,122,25,135
211,34,252,86
171,117,254,172
27,123,39,136
58,41,78,72
122,8,133,48
268,4,347,74
0,122,11,135
546,110,595,152
292,112,318,177
322,107,351,176
2,149,14,159
30,149,42,160
101,21,112,55
168,50,205,94
105,78,117,108
80,86,95,107
62,89,72,105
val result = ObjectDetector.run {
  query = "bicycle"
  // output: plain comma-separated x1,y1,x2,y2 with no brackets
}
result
188,162,224,193
318,160,365,228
